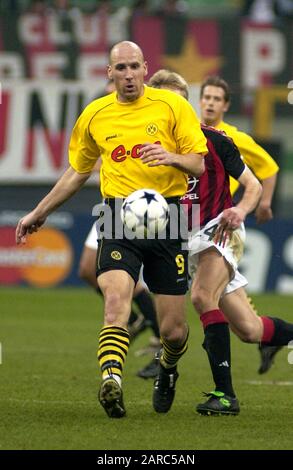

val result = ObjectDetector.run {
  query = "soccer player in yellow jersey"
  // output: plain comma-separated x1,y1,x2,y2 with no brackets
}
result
15,41,208,418
77,84,161,365
200,76,279,224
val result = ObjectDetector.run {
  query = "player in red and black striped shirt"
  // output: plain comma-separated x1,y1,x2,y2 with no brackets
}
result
181,123,245,230
149,69,293,416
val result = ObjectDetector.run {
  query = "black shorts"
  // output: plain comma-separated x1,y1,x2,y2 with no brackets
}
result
96,198,188,295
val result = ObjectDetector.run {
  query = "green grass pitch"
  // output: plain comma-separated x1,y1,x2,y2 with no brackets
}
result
1,288,293,450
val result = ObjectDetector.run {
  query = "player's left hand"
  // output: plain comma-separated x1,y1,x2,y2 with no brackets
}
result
139,143,174,167
255,203,273,224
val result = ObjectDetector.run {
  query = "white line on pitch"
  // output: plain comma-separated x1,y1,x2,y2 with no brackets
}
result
243,380,293,386
0,398,89,405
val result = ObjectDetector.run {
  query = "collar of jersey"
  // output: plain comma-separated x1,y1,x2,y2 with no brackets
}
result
115,85,148,107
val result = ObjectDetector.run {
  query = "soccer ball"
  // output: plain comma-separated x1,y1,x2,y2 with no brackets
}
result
121,189,169,237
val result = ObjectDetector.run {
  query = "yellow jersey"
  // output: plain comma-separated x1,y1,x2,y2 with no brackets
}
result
69,85,207,198
215,121,279,195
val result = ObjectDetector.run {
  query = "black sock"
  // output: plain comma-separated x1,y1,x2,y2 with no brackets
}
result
133,290,160,338
267,317,293,346
203,323,235,397
128,309,139,325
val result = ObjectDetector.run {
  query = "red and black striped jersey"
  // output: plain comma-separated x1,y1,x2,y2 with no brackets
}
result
181,125,245,230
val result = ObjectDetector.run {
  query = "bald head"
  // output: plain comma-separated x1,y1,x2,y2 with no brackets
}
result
107,41,148,103
109,41,145,65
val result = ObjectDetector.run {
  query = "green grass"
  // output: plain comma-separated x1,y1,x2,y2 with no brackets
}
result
1,288,293,450
284,151,293,171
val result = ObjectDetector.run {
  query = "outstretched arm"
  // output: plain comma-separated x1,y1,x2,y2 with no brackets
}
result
16,167,91,244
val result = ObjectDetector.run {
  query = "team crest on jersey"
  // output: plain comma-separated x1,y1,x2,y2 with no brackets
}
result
111,251,122,260
146,123,158,136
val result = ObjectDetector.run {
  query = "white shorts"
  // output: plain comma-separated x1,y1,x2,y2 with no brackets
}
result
84,222,98,250
188,212,248,295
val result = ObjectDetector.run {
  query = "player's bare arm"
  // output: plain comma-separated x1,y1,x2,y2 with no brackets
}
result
255,173,277,224
139,142,205,177
220,166,262,230
16,167,91,245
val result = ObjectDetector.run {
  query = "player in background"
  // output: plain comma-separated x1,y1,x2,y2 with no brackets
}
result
149,70,293,416
200,76,278,223
199,76,281,375
16,42,208,418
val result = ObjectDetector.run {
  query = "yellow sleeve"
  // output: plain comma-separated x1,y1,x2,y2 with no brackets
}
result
229,175,240,196
231,130,279,180
174,97,207,156
69,111,100,174
228,129,279,195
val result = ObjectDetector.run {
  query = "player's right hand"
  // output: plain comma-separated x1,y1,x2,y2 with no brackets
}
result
15,212,46,245
219,206,246,230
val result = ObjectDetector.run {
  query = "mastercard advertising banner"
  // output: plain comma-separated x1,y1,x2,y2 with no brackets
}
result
0,227,73,287
0,212,92,287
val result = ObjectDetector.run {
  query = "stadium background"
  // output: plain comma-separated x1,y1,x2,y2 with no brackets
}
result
0,0,292,291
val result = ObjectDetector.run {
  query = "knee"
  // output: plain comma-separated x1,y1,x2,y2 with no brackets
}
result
191,287,211,314
102,290,129,326
160,325,187,347
104,290,123,312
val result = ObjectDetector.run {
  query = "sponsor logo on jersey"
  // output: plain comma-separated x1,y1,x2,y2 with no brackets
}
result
106,133,123,141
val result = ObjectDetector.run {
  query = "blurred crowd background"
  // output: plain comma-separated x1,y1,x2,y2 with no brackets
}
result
1,0,293,20
0,0,292,292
